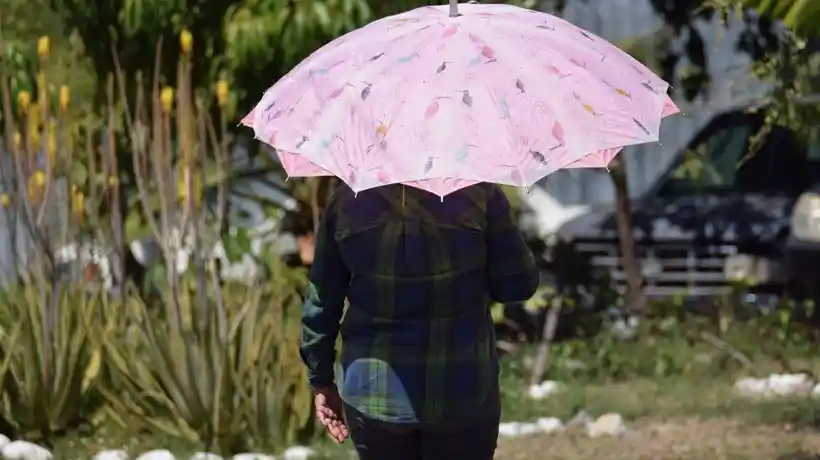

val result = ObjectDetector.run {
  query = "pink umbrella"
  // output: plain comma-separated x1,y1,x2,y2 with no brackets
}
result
242,1,679,196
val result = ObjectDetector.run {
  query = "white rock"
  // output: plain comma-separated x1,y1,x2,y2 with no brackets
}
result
1,441,52,460
735,377,769,397
498,422,522,438
93,451,129,460
813,382,820,398
517,423,539,436
282,446,315,460
527,380,562,400
586,413,626,438
135,450,176,460
536,417,564,433
190,454,223,460
0,436,10,451
768,373,813,396
735,373,814,398
232,455,275,460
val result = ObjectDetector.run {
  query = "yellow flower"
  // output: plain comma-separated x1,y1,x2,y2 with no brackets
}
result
17,91,31,113
216,79,229,107
59,86,70,112
12,131,21,149
33,170,46,187
73,190,85,217
0,193,9,207
107,176,118,186
47,126,56,161
180,29,193,54
160,87,174,114
37,72,46,98
37,36,50,59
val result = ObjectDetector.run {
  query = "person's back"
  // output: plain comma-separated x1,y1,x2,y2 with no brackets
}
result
300,183,539,460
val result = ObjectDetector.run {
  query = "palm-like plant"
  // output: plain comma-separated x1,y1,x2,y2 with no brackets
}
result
739,0,820,38
96,33,314,454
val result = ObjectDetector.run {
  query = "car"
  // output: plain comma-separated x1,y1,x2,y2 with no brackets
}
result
785,174,820,305
550,108,820,310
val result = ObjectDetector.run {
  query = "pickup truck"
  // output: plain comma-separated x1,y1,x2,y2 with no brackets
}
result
551,109,820,310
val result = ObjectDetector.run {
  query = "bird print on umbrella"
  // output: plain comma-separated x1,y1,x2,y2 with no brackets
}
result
462,90,473,107
242,2,680,197
641,81,658,94
328,83,354,100
455,143,479,162
424,156,439,174
397,53,420,63
546,65,570,78
550,122,565,150
480,45,496,63
498,95,510,118
361,82,373,100
529,149,547,165
632,118,650,135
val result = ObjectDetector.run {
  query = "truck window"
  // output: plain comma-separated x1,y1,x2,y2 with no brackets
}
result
736,124,808,194
658,121,752,195
657,113,808,197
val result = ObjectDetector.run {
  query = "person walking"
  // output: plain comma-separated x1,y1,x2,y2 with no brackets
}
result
299,182,539,460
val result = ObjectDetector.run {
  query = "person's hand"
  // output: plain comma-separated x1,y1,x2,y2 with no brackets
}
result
314,384,349,443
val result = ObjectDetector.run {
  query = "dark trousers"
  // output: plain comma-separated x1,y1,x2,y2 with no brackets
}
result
343,403,500,460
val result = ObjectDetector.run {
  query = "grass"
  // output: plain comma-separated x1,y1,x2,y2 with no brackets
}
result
53,367,820,459
51,319,820,459
493,333,820,460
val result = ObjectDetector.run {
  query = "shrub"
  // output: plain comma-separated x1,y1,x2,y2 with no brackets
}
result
0,283,109,442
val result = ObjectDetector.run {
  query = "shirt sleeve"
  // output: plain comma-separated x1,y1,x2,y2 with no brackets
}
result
485,185,539,303
299,197,351,389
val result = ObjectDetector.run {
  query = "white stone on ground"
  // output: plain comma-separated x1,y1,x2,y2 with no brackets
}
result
498,422,524,438
536,417,564,433
282,446,315,460
734,373,816,398
135,450,176,460
232,454,276,460
189,453,223,460
93,450,129,460
586,413,626,438
0,441,52,460
527,380,562,400
498,417,564,438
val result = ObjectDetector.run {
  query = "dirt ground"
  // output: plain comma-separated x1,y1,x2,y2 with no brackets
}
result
496,417,820,460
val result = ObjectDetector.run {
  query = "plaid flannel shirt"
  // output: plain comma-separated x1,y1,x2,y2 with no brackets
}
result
299,183,538,424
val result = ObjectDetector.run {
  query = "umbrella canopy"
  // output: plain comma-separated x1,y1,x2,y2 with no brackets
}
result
243,1,678,196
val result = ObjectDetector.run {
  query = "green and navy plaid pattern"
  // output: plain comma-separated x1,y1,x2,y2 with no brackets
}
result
300,183,538,424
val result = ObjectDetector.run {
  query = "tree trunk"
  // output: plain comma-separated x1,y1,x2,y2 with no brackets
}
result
608,157,648,315
529,297,563,386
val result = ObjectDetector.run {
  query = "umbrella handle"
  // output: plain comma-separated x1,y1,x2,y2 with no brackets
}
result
449,0,458,17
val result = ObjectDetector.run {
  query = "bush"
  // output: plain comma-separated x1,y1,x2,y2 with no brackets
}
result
0,283,109,443
0,31,316,456
99,262,312,454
